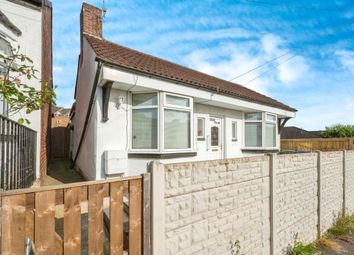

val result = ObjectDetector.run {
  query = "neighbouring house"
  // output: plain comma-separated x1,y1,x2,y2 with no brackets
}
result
0,0,52,182
52,105,71,117
71,3,297,180
51,106,70,159
281,126,322,139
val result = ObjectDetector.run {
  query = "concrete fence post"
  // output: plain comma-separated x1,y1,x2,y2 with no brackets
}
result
343,150,347,216
316,151,322,238
269,153,277,255
150,161,165,255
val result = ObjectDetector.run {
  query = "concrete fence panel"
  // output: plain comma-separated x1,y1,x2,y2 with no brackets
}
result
275,153,318,254
151,150,354,255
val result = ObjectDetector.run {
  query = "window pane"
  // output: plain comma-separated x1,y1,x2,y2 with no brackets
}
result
197,118,204,138
132,109,158,149
211,126,219,146
166,94,190,107
0,37,11,56
232,122,237,140
132,93,157,107
245,122,262,147
245,112,262,121
266,123,276,147
266,114,276,122
164,109,190,149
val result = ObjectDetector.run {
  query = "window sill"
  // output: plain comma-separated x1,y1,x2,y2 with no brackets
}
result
128,151,197,159
241,148,279,153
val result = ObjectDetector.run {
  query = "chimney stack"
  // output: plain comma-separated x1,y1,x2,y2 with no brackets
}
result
80,3,102,38
80,3,102,64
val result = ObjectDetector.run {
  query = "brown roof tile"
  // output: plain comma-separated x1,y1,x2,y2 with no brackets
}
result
85,34,296,112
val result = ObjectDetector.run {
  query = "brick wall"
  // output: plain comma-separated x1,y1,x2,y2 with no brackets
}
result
39,3,53,181
151,150,354,255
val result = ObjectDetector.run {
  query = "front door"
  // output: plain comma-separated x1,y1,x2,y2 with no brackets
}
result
209,117,223,160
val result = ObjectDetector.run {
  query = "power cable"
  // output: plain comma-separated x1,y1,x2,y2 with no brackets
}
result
245,54,297,84
229,50,290,81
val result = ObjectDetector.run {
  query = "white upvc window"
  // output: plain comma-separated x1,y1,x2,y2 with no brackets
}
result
231,121,237,141
197,117,205,140
131,92,193,152
244,112,277,148
0,36,10,116
265,113,277,147
163,93,193,151
131,93,159,150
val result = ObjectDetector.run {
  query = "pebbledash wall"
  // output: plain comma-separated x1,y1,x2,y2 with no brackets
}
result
150,150,354,255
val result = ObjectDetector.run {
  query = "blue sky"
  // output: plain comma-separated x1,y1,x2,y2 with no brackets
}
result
52,0,354,130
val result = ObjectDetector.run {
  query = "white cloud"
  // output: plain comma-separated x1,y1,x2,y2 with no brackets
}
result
277,55,309,83
335,50,354,75
183,34,309,93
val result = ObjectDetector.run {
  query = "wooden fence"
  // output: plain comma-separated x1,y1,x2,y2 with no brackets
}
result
281,138,354,151
0,175,148,255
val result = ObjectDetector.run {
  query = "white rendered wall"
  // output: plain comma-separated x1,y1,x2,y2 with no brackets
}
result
0,1,42,177
72,38,98,180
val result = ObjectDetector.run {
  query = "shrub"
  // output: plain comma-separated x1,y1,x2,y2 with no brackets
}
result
321,124,354,138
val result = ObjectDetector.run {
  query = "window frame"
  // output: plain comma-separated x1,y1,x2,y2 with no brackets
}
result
197,117,205,140
130,92,160,152
265,113,277,147
244,112,278,149
231,121,238,141
162,92,193,152
130,92,194,153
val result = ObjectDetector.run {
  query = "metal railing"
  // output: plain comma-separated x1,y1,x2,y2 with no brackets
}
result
0,115,36,190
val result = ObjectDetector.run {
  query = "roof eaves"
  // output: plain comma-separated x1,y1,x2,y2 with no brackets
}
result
97,56,297,112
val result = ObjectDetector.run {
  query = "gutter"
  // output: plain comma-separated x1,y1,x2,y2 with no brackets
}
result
73,61,103,164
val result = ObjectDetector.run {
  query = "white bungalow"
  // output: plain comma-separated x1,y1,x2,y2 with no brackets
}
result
71,3,296,180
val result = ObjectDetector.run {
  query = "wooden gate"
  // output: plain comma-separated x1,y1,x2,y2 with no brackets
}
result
0,176,147,254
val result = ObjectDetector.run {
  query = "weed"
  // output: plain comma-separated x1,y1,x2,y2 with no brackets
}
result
317,235,343,253
230,240,245,255
327,214,354,237
287,234,321,255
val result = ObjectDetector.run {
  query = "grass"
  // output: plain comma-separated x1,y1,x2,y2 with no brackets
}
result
287,234,321,255
317,235,344,253
327,214,354,237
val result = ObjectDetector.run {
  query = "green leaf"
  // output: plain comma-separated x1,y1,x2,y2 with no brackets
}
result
18,118,24,125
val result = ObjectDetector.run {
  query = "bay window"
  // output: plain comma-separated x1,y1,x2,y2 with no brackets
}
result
244,112,277,148
131,92,192,151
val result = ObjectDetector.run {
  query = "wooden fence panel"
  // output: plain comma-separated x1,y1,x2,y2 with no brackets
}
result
281,138,354,151
2,194,26,255
35,190,56,255
129,179,142,255
88,184,104,255
64,187,81,254
110,181,124,255
1,176,145,255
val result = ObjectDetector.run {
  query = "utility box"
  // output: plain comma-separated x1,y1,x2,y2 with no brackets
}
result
104,150,128,175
